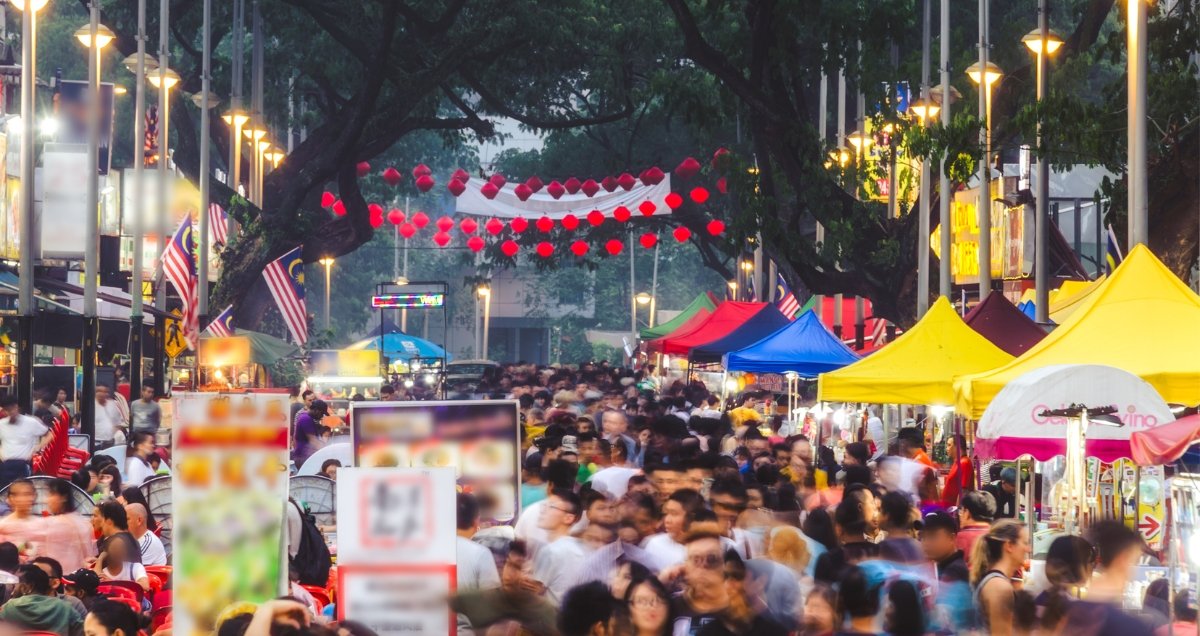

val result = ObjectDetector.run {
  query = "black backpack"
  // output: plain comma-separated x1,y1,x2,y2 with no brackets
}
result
289,499,332,587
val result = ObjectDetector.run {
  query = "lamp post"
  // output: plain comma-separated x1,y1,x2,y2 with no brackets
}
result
1024,19,1063,324
739,258,753,302
242,124,266,205
254,139,270,205
197,0,212,327
911,97,941,318
75,10,114,444
966,59,1003,301
635,292,652,328
222,110,249,197
148,65,178,393
318,257,333,329
477,285,491,360
1127,0,1148,247
14,0,50,412
937,0,954,299
125,1,149,396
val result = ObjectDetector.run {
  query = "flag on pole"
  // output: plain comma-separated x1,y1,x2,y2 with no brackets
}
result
1105,225,1124,274
144,105,159,167
209,203,229,246
161,215,199,348
205,305,234,338
776,273,801,319
263,246,308,345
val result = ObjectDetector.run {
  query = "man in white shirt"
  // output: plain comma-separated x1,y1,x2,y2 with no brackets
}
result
124,503,167,566
93,385,125,448
0,396,52,489
531,489,587,606
455,493,500,592
589,439,638,499
514,459,579,546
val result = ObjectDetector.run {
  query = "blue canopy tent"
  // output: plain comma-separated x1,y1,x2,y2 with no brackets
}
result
689,305,791,364
346,332,450,362
722,310,861,377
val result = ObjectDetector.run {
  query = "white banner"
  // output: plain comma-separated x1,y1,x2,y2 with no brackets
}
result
454,176,673,219
39,147,89,259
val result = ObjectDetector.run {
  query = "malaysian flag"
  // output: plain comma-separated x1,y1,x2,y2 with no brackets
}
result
263,246,308,345
161,216,198,348
209,203,229,246
205,305,234,338
776,273,800,318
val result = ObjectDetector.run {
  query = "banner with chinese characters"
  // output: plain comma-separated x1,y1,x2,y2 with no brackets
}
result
337,468,457,636
172,393,291,635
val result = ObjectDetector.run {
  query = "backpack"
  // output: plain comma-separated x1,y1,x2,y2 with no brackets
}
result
289,499,332,587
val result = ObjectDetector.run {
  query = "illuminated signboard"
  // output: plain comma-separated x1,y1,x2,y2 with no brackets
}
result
372,293,445,308
935,182,1028,286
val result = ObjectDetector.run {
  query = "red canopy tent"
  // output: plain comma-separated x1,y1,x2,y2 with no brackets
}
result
963,292,1048,356
646,301,766,355
1131,414,1200,466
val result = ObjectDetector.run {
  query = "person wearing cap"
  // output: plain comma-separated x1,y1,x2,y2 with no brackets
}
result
62,568,104,612
293,399,330,468
955,490,996,564
0,564,83,635
983,466,1018,519
920,511,968,583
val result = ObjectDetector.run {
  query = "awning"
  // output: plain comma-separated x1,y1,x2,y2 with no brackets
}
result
640,293,717,340
723,310,861,377
955,245,1200,419
234,329,301,365
963,292,1047,356
818,297,1012,405
1130,414,1200,466
346,332,449,361
645,301,765,355
690,305,791,364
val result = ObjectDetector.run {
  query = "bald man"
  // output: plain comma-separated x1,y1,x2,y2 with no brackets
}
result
125,503,166,566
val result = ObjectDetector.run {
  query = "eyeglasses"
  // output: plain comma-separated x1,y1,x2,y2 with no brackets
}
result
688,553,723,570
631,597,665,609
547,505,575,515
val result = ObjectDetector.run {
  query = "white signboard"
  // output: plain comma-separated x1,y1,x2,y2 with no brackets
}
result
40,147,89,259
337,468,457,636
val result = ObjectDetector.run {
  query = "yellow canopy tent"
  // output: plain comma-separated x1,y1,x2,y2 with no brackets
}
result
1048,276,1104,323
817,297,1013,405
955,245,1200,419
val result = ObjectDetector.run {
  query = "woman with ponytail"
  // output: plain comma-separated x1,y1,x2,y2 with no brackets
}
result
969,520,1030,636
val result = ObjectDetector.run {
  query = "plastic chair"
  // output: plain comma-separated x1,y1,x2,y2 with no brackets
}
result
152,589,172,611
145,565,172,580
151,606,173,632
301,585,331,611
99,580,146,603
109,595,141,614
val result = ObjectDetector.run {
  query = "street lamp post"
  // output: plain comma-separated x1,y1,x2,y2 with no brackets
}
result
966,59,1003,302
197,0,212,327
1127,0,1148,247
242,124,266,205
911,97,941,318
222,110,248,199
75,10,114,444
125,1,151,395
1024,19,1063,324
739,259,753,302
14,0,50,412
149,65,178,394
477,285,491,360
938,0,953,299
319,257,333,329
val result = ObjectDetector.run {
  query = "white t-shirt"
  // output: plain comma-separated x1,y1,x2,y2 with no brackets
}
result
94,400,125,442
455,536,500,592
109,561,147,583
532,536,587,606
125,456,155,488
642,533,745,571
866,415,885,457
0,414,49,461
136,530,167,566
514,500,586,548
588,466,638,499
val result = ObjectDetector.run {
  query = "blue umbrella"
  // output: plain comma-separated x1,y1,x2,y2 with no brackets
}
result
346,333,450,361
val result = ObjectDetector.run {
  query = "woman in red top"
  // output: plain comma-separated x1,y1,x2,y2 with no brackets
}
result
941,434,975,508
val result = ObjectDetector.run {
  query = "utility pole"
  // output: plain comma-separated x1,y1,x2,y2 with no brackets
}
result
834,67,846,339
130,0,147,394
815,71,827,322
917,0,932,317
1127,0,1148,247
198,0,212,325
1034,0,1050,323
82,2,101,442
154,0,169,394
938,0,953,298
977,0,992,301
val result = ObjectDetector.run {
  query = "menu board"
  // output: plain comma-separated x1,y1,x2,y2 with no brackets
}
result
171,393,290,635
351,401,520,521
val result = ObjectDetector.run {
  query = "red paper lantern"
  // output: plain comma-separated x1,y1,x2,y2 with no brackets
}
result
510,217,529,233
433,231,451,247
485,218,505,235
711,147,731,171
564,177,582,195
415,175,435,192
356,162,371,177
536,216,554,233
411,211,429,229
320,191,335,208
331,200,346,216
717,177,728,194
639,233,658,249
436,216,454,232
570,240,589,256
382,166,403,187
616,173,636,191
586,210,605,226
399,222,417,239
460,218,478,234
600,176,619,192
546,180,566,200
638,201,657,217
412,164,432,178
500,240,520,257
387,209,405,225
605,239,624,255
673,226,692,242
447,179,466,197
467,236,485,252
665,192,684,209
706,219,726,236
369,211,384,229
451,168,471,183
368,203,384,217
561,214,580,231
580,179,600,197
613,206,631,222
514,184,533,201
480,182,500,200
489,174,507,189
689,187,710,204
675,157,702,180
525,176,544,193
640,166,665,186
536,242,554,258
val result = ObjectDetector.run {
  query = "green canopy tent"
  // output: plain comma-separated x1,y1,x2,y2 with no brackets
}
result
235,329,301,365
639,293,718,340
